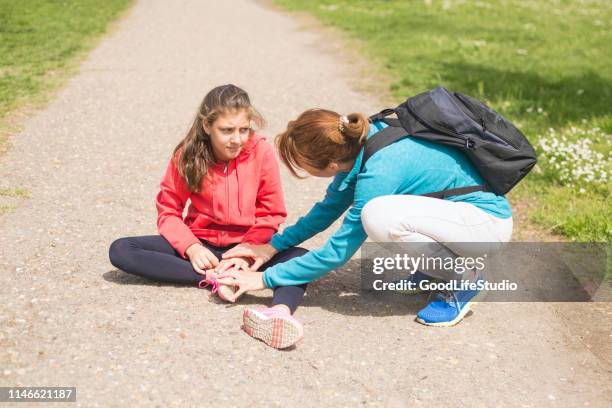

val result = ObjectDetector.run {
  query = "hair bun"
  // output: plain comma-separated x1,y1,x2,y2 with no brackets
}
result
342,112,369,144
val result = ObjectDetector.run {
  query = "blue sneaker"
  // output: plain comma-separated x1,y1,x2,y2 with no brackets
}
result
416,277,484,326
394,271,437,294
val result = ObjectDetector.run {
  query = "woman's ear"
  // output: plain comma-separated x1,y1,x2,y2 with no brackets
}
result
327,162,340,172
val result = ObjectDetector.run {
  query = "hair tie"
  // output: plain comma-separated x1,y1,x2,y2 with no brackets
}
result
338,115,349,132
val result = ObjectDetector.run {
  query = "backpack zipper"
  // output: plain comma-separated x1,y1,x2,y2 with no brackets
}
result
453,93,516,149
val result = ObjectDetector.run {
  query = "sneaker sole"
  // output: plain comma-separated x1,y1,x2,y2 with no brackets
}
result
242,309,303,349
415,291,485,327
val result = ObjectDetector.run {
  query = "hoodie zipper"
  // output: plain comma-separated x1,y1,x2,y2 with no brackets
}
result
223,161,229,244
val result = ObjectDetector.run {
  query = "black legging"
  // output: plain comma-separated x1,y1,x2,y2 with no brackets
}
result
108,235,308,313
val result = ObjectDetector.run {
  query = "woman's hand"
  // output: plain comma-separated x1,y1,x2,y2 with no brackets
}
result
215,257,251,273
216,270,266,302
185,243,219,275
222,243,277,271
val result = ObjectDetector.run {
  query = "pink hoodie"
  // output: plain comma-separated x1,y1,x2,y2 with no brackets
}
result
155,134,287,257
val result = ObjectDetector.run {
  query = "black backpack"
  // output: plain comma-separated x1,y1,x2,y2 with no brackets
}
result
362,86,537,198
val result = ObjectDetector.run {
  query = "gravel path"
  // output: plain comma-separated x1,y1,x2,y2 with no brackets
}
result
0,1,609,406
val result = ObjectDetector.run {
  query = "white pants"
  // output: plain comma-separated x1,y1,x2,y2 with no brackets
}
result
361,195,513,281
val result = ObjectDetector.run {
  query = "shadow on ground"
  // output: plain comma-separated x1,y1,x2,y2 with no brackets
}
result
103,259,425,318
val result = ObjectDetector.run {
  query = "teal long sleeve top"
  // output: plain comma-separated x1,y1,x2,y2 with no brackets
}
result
262,121,512,288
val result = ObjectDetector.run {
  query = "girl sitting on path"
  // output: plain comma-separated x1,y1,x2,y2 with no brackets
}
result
109,85,307,348
219,108,513,347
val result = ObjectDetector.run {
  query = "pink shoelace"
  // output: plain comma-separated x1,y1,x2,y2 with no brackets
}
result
198,275,220,294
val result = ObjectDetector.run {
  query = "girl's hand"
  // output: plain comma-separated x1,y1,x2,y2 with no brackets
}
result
216,270,266,302
185,243,219,275
222,243,277,271
215,257,250,273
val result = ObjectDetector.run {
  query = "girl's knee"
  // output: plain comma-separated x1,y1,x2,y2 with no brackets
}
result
291,246,309,257
276,246,309,262
108,237,132,268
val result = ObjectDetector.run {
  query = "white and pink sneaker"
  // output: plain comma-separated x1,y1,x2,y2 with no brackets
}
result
242,307,304,349
198,272,236,302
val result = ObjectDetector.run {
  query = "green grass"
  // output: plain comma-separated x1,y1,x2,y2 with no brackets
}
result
0,0,132,147
0,187,30,215
0,205,14,215
0,187,30,198
275,0,611,241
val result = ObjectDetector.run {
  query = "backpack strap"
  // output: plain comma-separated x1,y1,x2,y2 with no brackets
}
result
360,125,408,172
369,108,396,122
369,110,401,127
362,115,489,199
421,185,488,199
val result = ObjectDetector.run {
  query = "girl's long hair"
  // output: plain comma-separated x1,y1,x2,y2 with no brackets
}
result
173,84,265,192
276,109,369,178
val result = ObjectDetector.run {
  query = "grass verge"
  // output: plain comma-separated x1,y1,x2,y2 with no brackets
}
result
0,0,133,151
274,0,611,241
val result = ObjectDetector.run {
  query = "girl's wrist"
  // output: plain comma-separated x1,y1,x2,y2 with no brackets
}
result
266,243,278,256
185,243,202,257
269,236,285,252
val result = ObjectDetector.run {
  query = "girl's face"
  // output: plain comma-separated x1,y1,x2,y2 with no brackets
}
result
204,110,251,162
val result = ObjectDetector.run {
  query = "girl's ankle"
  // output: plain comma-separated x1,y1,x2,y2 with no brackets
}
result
271,304,292,315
